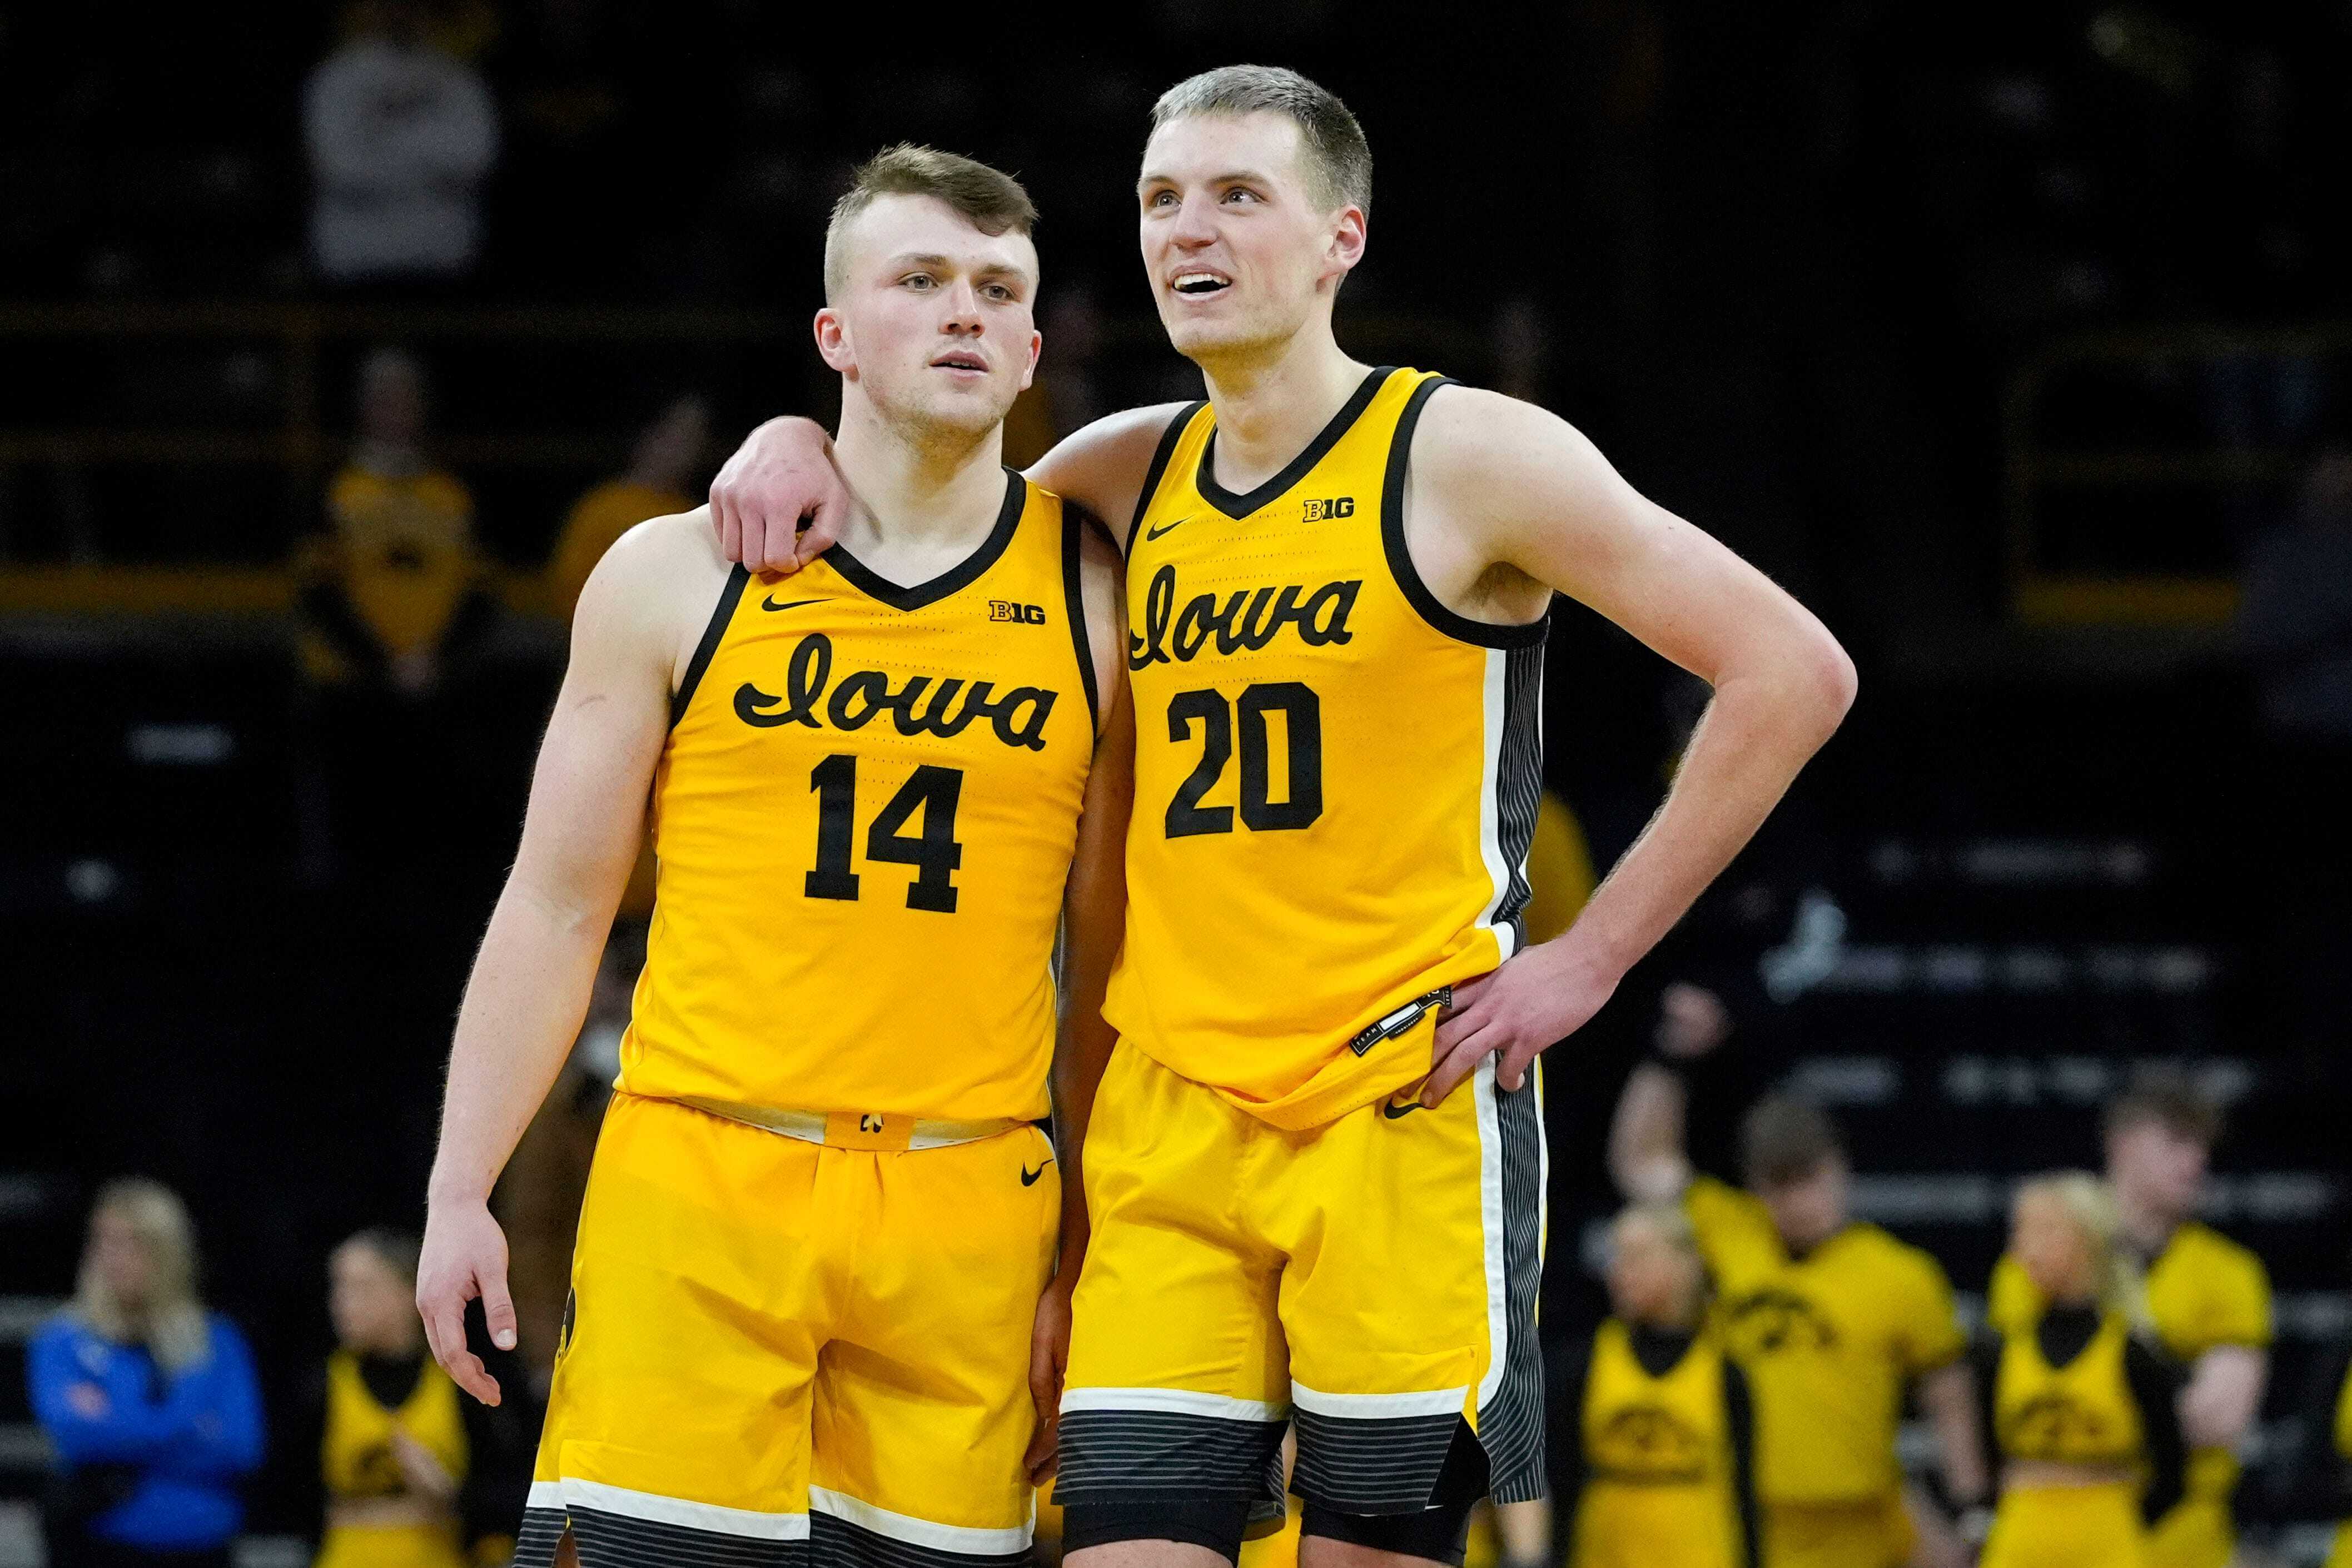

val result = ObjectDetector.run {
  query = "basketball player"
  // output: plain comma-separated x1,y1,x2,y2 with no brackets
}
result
707,66,1856,1568
413,147,1132,1568
1986,1071,2271,1568
1611,1076,1990,1568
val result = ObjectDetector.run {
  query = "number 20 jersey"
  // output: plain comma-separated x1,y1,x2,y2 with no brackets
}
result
620,472,1098,1123
1105,367,1549,1129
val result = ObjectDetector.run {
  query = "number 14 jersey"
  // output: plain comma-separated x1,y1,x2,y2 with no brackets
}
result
623,471,1099,1123
1106,367,1548,1129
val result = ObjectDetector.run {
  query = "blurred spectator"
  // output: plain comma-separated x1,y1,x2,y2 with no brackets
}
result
1971,1175,2186,1568
304,0,500,291
1609,1072,1989,1567
295,1229,529,1568
544,392,712,620
1552,1202,1758,1568
27,1180,263,1568
299,348,496,698
496,923,638,1393
1987,1069,2271,1568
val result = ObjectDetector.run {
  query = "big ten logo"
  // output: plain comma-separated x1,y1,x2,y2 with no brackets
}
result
1302,496,1356,522
989,600,1047,625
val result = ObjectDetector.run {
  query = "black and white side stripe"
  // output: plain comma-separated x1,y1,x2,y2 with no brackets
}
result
1055,1392,1289,1509
1474,1060,1548,1503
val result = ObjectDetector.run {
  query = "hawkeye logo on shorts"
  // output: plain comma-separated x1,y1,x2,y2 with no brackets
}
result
1128,563,1360,670
734,633,1060,751
1302,496,1355,521
989,600,1047,625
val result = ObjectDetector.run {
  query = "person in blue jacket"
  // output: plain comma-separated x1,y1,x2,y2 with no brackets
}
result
28,1178,265,1568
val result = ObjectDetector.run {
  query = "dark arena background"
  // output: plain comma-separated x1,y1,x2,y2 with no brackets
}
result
3,2,2348,1565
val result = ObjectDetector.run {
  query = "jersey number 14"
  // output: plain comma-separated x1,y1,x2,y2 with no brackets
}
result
804,754,963,912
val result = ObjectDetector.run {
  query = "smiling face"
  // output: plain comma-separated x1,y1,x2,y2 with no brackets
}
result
1137,111,1365,366
817,193,1040,445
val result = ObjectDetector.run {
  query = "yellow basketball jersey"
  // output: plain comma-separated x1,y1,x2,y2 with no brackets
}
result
1574,1319,1742,1568
621,472,1098,1122
322,1350,469,1499
1995,1309,2146,1467
1107,368,1547,1128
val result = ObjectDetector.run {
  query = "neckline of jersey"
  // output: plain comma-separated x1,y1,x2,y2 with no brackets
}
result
1193,365,1398,520
820,467,1027,611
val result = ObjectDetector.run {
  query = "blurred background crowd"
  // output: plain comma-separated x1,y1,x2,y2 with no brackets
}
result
2,0,2349,1564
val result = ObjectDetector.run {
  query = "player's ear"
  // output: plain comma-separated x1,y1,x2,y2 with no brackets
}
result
814,307,855,376
1020,326,1041,393
1326,205,1367,282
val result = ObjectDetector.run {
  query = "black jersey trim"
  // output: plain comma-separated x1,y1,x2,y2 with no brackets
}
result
1127,401,1209,552
1380,377,1550,650
672,563,750,728
1195,366,1395,521
1063,501,1103,733
821,467,1027,611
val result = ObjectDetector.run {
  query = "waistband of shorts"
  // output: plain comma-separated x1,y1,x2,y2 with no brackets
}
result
670,1095,1035,1151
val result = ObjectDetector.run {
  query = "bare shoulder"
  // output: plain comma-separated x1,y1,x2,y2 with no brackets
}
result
574,507,735,675
1410,384,1606,508
1031,401,1197,547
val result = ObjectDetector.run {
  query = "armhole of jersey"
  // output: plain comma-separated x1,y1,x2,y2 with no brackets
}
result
671,563,749,728
1062,501,1105,734
1379,377,1550,650
1126,400,1209,554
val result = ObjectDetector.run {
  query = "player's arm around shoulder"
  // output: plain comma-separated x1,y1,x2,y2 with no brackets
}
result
711,402,1189,571
1028,402,1194,554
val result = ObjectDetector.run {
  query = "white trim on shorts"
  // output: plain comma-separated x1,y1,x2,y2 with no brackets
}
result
1060,1385,1290,1423
536,1477,812,1540
808,1487,1033,1553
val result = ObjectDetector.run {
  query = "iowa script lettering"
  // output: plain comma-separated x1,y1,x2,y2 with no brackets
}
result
1127,564,1361,670
733,633,1058,751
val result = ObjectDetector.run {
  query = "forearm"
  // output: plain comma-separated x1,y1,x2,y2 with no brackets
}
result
1608,1062,1691,1199
1921,1362,1991,1504
427,874,618,1206
1557,661,1844,982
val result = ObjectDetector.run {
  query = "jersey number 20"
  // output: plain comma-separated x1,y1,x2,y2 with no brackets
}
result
1165,682,1322,838
805,754,963,912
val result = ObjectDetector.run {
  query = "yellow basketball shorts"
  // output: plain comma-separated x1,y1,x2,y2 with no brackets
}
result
1056,1046,1547,1518
514,1091,1060,1568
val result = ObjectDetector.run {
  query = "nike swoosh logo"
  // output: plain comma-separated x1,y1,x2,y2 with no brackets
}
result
1142,516,1191,543
762,596,822,612
1380,1098,1425,1121
1021,1162,1052,1186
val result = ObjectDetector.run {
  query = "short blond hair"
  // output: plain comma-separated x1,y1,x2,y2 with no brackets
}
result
1150,65,1373,217
822,144,1037,302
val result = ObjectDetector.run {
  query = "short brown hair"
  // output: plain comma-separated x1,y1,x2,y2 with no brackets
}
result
2105,1067,2224,1148
1741,1096,1844,1189
822,144,1037,302
1150,64,1372,217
